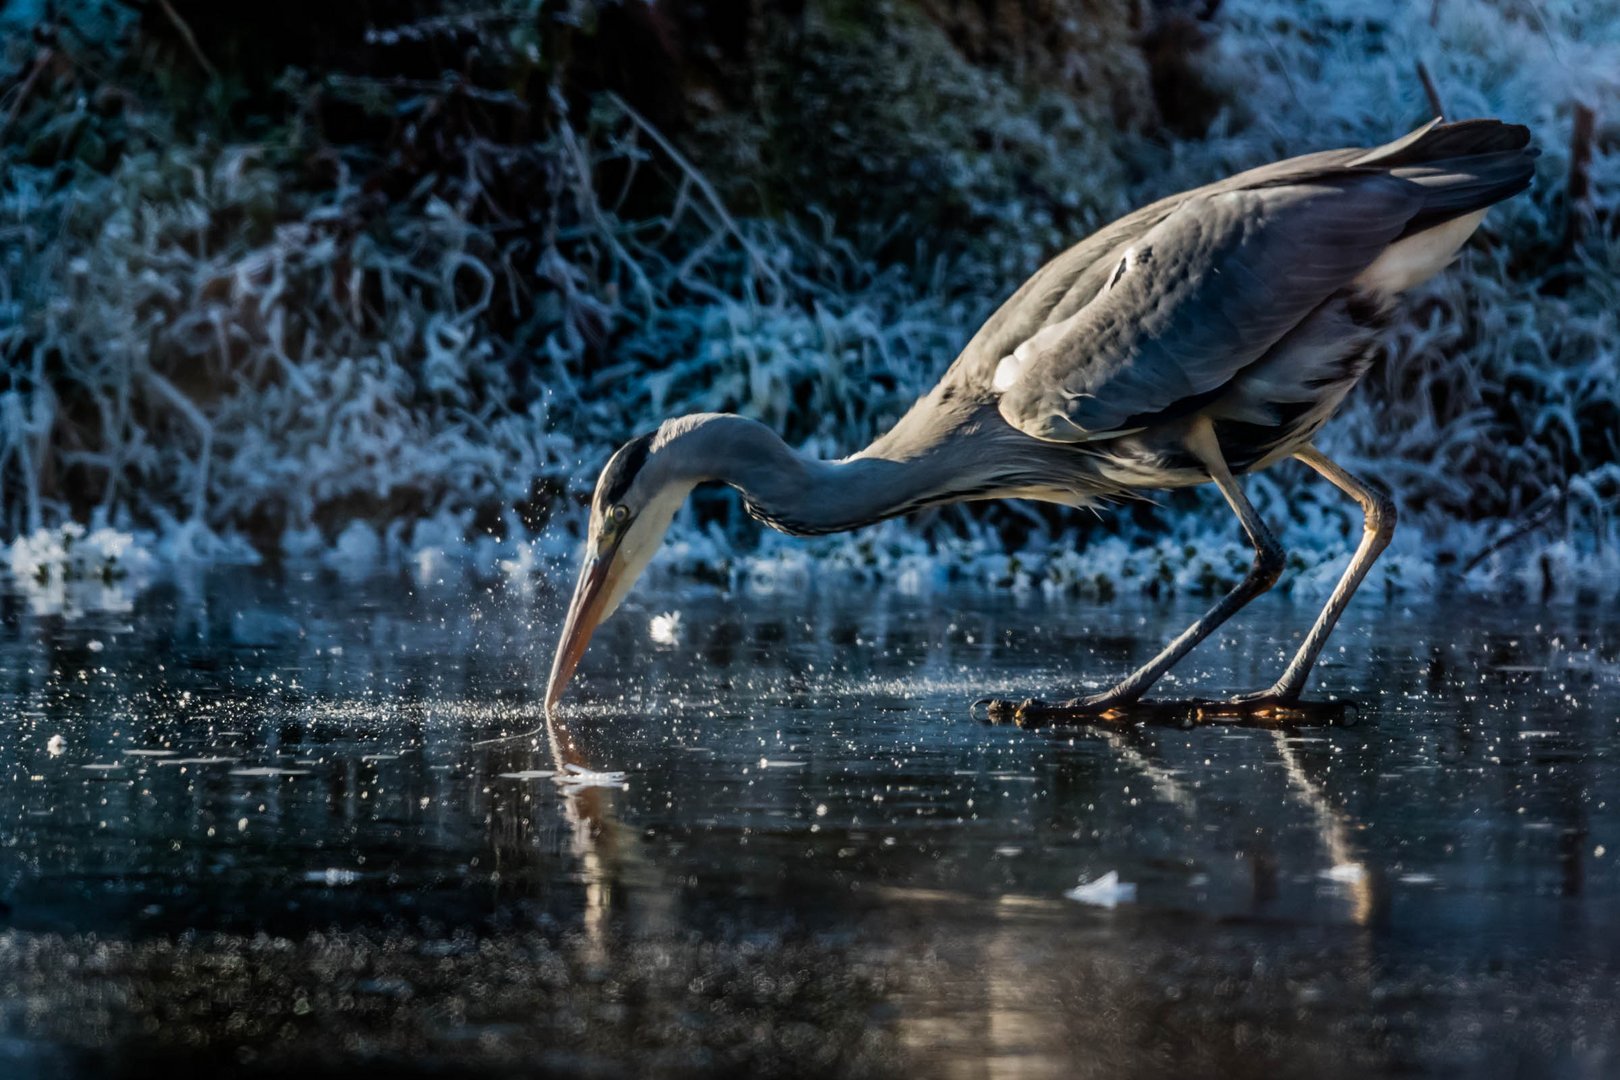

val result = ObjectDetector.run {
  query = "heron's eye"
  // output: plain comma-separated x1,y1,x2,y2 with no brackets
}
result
611,504,630,524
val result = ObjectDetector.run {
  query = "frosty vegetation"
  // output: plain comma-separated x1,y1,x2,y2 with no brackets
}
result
1,0,1616,610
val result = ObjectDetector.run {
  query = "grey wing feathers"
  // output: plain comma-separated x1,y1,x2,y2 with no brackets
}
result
996,174,1422,442
946,119,1533,413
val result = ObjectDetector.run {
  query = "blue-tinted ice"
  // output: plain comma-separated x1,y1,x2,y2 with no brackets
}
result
2,570,1617,1076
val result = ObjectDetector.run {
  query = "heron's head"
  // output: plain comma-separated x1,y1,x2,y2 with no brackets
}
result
545,424,707,714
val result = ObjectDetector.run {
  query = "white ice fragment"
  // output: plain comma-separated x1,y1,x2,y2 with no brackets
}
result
156,756,238,767
87,640,104,653
498,769,559,780
649,611,683,645
1321,863,1365,884
122,749,178,757
1065,871,1136,908
80,763,121,771
230,767,312,777
1397,873,1437,885
305,868,361,886
758,758,806,769
46,734,67,756
553,763,629,790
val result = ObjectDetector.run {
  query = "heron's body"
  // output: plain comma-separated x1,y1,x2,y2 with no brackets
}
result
547,119,1536,722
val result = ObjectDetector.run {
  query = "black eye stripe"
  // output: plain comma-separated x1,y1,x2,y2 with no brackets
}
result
596,434,654,510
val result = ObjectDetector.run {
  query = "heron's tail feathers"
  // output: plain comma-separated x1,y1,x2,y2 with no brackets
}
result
1361,118,1537,225
1350,118,1536,294
1351,117,1532,169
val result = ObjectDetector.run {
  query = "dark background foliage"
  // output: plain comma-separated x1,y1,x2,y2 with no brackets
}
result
0,0,1613,590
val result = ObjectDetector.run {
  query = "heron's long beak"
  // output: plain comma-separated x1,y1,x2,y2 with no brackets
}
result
545,546,623,715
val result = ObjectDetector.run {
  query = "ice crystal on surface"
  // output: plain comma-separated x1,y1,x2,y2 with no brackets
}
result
553,763,630,790
649,611,683,645
1065,871,1138,909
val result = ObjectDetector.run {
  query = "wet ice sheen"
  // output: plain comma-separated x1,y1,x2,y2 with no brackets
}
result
1,569,1618,1076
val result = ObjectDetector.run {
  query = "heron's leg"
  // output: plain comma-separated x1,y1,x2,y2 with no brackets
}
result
1240,447,1396,702
991,421,1283,722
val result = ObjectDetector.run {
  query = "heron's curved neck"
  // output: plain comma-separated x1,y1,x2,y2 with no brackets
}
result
665,414,955,536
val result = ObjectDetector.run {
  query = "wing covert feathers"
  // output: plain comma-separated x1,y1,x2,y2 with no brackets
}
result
996,176,1419,441
985,118,1536,444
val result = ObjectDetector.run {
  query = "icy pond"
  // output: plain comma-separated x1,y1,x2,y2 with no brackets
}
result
2,568,1617,1078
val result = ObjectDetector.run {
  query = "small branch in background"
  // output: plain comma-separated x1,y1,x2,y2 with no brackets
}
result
0,46,52,142
1461,491,1565,576
1429,0,1444,28
605,91,786,299
1461,466,1620,577
363,11,521,47
1560,101,1595,258
157,0,217,81
1416,60,1446,120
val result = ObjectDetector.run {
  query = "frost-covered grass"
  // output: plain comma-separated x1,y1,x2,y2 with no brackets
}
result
5,522,155,615
7,522,148,585
0,0,1617,607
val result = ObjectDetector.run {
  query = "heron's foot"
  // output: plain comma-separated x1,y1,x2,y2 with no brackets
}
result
974,692,1136,728
1193,690,1354,724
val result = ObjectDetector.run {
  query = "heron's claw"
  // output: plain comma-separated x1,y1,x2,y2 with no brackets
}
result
975,694,1133,728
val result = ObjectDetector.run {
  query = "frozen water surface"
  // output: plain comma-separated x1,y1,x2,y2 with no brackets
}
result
1,570,1618,1078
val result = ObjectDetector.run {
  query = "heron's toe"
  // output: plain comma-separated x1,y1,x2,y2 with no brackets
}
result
993,698,1044,728
1195,693,1352,724
1014,695,1132,726
973,697,1025,724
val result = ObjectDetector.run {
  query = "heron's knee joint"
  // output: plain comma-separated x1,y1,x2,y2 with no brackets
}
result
1250,542,1285,591
1363,485,1397,541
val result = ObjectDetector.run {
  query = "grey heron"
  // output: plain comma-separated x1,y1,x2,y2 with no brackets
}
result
545,118,1535,724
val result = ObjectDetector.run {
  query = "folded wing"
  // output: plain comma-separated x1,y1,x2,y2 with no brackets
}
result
994,174,1423,442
